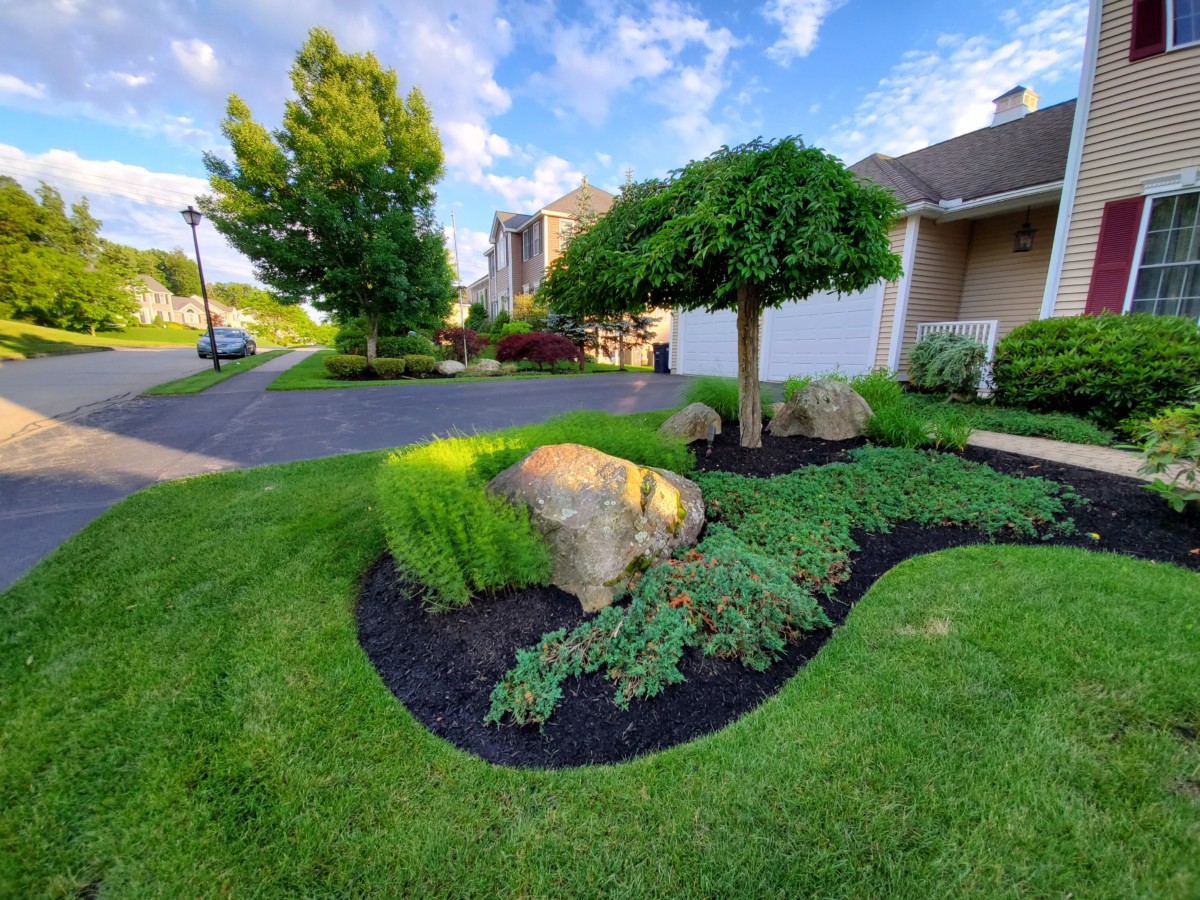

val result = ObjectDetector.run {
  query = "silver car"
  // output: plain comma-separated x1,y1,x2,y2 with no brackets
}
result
197,327,258,359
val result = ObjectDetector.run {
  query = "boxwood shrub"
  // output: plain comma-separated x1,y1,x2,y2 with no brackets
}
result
371,357,406,379
403,354,437,375
992,314,1200,433
324,354,370,379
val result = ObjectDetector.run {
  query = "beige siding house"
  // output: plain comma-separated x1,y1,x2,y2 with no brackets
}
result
1043,0,1200,321
132,275,251,329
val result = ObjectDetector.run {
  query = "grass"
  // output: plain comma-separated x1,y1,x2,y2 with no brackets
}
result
0,319,199,358
2,439,1197,895
269,348,651,390
142,349,291,395
904,393,1115,445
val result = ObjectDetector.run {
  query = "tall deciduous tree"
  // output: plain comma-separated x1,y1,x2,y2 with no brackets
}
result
200,27,454,361
541,137,904,447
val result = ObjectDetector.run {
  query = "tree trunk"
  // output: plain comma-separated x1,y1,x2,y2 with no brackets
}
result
365,310,378,363
736,283,763,448
89,325,96,337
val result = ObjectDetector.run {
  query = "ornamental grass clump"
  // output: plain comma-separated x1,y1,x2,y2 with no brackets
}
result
683,376,775,422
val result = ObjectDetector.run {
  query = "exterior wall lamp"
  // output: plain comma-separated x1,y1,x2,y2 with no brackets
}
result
1013,207,1037,253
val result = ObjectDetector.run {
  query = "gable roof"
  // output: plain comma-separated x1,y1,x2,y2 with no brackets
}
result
542,184,615,216
849,99,1076,205
137,274,170,294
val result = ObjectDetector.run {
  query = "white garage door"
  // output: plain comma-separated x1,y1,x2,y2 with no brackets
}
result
673,284,883,380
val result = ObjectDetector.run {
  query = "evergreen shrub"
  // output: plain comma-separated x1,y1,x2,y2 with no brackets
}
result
324,354,370,379
403,354,436,375
499,321,532,338
907,331,986,395
992,313,1200,433
371,357,406,379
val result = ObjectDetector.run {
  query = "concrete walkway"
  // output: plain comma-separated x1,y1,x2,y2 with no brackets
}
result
967,429,1184,482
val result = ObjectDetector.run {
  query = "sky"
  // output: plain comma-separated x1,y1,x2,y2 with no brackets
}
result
0,0,1090,288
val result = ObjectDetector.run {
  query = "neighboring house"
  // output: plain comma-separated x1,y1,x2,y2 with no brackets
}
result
132,275,253,329
466,274,489,314
481,181,616,319
1041,0,1200,322
671,0,1200,379
671,90,1074,378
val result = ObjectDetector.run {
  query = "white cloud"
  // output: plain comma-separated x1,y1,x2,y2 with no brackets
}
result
481,154,583,212
0,73,45,98
824,0,1088,163
596,151,612,167
446,225,493,284
171,38,220,82
110,71,151,87
761,0,846,63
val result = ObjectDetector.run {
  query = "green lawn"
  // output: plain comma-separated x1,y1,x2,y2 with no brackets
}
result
0,319,203,358
142,348,292,395
268,348,651,390
2,446,1196,895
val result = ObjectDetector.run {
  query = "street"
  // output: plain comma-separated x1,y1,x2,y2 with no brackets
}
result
0,349,690,591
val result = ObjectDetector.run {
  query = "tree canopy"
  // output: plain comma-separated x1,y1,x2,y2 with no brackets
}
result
200,27,454,360
540,137,904,446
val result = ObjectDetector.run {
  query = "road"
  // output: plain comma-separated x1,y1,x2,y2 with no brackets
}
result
0,349,690,591
0,346,209,445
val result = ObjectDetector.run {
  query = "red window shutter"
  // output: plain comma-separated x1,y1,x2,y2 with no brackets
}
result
1130,0,1167,61
1084,198,1144,315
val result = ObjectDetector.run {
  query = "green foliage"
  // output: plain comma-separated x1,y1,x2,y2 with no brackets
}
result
464,301,488,332
378,447,551,610
499,320,532,338
323,353,370,379
991,314,1200,432
432,326,487,363
489,445,1077,725
782,374,812,401
865,401,931,449
141,246,201,297
849,367,905,412
1137,399,1200,511
907,331,986,395
540,136,904,447
489,309,511,335
402,353,436,375
381,334,437,358
683,376,774,423
200,27,454,360
370,357,406,379
596,312,661,370
903,395,1114,445
929,413,973,452
211,283,330,345
511,292,549,330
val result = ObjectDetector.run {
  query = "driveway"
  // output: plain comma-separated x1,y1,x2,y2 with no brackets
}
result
0,349,691,591
0,346,208,445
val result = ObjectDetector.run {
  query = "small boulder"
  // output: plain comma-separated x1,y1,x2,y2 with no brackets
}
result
768,379,873,440
475,358,501,372
486,443,705,612
435,360,465,376
658,402,722,443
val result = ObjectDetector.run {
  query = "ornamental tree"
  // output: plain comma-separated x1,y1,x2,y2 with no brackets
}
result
200,27,454,361
540,137,904,447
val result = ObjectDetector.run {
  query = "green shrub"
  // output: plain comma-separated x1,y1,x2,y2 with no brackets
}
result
371,357,406,379
929,413,973,452
992,314,1200,433
324,354,370,379
907,331,986,395
683,376,774,423
849,367,904,411
499,321,532,338
782,374,813,401
865,401,930,449
379,333,438,358
1137,400,1200,511
403,354,436,375
465,301,488,332
489,309,511,336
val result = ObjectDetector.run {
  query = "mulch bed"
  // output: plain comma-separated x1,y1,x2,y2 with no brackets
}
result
357,428,1200,769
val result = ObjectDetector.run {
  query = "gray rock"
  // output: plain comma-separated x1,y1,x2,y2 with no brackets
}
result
475,358,501,372
434,360,465,376
487,443,705,612
659,402,722,443
767,378,873,440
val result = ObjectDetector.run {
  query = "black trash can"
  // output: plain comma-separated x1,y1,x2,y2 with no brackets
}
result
652,342,670,374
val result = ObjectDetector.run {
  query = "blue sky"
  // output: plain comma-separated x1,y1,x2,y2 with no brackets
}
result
0,0,1088,286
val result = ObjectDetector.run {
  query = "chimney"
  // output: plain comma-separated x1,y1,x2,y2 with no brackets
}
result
991,85,1039,126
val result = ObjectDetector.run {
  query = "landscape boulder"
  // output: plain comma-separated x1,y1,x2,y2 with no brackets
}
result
658,402,722,443
474,358,501,372
486,443,705,612
435,360,465,376
767,379,873,440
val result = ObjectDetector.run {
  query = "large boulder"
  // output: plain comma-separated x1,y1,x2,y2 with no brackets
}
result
474,358,501,372
658,402,722,443
435,359,465,376
768,379,873,440
486,443,705,612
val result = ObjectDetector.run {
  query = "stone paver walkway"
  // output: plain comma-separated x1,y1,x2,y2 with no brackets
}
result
967,429,1187,483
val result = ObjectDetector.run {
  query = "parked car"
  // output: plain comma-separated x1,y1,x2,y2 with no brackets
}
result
198,327,257,359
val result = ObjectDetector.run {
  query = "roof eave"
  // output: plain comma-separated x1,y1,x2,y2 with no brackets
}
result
905,181,1063,223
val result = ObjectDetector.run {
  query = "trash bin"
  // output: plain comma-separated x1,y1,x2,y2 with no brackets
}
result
652,342,670,374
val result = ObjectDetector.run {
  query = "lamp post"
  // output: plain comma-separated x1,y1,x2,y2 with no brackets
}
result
181,205,220,373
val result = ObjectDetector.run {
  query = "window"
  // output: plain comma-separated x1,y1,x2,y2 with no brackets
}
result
496,235,507,270
1176,0,1200,45
523,225,541,260
477,288,487,306
1132,0,1200,58
1131,191,1200,320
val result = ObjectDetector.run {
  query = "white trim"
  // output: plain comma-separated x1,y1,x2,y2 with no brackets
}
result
886,215,922,371
1041,0,1101,319
1168,0,1200,50
1123,197,1155,312
866,280,885,371
669,310,679,372
933,182,1063,222
1143,165,1200,196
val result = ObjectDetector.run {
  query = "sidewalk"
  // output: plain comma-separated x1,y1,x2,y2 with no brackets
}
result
967,429,1186,483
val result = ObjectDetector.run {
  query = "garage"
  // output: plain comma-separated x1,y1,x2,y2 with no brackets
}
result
670,283,884,380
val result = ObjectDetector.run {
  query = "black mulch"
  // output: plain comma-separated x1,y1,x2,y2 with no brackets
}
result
356,427,1200,769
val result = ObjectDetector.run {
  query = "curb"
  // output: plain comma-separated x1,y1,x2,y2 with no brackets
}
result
7,346,116,361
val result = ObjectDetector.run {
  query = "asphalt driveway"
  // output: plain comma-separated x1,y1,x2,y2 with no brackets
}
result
0,350,691,591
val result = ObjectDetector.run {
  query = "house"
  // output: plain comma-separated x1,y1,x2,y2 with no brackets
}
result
670,0,1200,379
671,90,1074,378
1041,0,1200,322
132,275,252,329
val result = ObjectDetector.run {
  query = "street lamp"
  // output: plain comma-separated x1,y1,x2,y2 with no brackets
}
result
181,205,220,373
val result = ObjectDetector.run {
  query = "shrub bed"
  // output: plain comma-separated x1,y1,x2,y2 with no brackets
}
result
403,354,436,375
433,326,488,363
370,357,406,379
324,353,370,379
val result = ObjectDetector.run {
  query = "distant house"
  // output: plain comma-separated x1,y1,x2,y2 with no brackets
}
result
132,275,253,329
